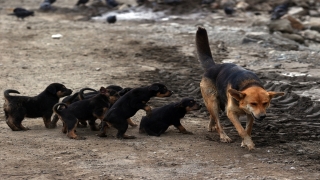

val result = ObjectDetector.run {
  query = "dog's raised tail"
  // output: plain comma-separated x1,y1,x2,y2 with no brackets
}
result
196,27,215,70
4,89,20,99
53,103,68,115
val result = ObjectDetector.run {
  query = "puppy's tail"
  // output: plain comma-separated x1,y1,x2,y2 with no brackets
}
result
4,89,20,100
196,27,215,70
62,92,79,105
79,88,97,100
53,103,68,115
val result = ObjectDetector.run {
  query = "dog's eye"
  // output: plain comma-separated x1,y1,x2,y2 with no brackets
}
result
263,103,268,106
250,103,257,106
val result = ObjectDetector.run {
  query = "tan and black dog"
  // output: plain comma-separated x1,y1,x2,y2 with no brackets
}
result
3,83,72,131
196,27,285,150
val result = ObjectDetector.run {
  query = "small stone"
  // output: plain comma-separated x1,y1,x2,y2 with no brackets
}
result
288,7,306,16
268,19,293,33
243,154,253,158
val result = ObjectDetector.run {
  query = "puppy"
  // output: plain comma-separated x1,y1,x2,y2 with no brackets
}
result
196,27,285,150
139,98,201,136
3,83,72,131
53,87,118,140
98,83,173,139
49,85,133,128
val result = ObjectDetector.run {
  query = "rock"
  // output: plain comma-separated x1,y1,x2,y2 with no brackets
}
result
280,33,304,44
118,4,130,12
220,0,235,8
276,43,299,51
116,0,138,7
243,154,253,158
244,32,269,41
303,17,320,33
251,16,270,27
268,19,293,33
235,1,249,11
309,10,320,17
300,30,320,42
288,6,307,16
283,15,304,30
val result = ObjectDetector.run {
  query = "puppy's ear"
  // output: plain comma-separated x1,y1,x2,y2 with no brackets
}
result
99,87,107,94
174,102,183,108
46,85,57,95
268,91,285,99
228,89,245,101
149,85,159,91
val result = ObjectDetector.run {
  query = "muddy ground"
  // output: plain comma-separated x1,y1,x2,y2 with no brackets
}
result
0,0,319,179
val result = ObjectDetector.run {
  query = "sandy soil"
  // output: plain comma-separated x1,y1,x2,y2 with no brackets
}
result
0,0,319,179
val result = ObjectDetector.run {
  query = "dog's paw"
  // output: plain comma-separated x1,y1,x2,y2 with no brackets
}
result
241,137,255,150
207,126,216,132
220,133,232,143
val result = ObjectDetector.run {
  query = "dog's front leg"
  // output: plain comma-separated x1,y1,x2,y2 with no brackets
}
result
241,114,255,148
227,111,255,150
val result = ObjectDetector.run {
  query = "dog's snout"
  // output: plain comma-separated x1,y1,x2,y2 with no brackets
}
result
258,114,266,120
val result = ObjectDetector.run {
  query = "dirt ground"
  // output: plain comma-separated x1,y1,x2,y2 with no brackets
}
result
0,0,319,179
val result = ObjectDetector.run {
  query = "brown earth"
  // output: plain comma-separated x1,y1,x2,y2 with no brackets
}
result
0,0,319,179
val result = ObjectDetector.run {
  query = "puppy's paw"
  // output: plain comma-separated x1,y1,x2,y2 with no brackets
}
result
90,126,99,131
96,133,107,137
123,134,136,139
129,123,138,127
75,136,86,140
183,131,193,135
47,123,57,129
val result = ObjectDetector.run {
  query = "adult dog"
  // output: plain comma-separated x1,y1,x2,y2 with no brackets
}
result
196,27,284,150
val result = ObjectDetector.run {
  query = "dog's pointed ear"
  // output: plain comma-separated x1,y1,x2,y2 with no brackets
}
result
46,85,56,95
228,89,245,101
149,84,159,91
268,91,285,99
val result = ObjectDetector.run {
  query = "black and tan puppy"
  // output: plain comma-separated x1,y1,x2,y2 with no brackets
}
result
49,85,132,128
3,83,72,131
98,83,173,139
53,87,118,140
139,98,201,136
196,27,285,150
